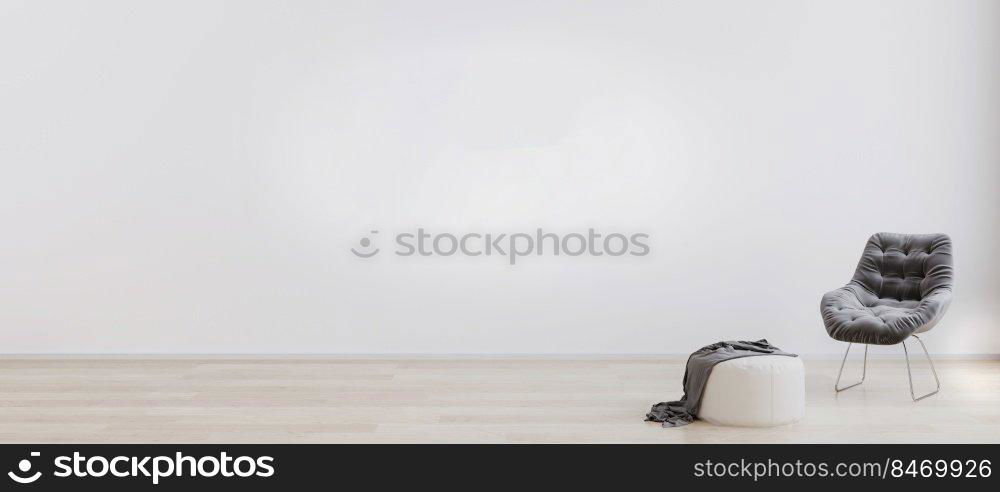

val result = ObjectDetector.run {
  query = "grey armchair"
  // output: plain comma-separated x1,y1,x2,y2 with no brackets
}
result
821,233,953,401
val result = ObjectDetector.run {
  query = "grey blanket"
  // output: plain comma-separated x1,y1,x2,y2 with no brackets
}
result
645,339,797,427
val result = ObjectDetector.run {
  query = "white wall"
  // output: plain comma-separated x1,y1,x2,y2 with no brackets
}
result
2,0,998,354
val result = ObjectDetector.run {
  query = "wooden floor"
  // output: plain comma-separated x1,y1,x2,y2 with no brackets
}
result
1,356,997,443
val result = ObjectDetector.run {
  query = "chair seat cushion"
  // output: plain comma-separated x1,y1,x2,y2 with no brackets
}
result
699,355,804,427
821,286,951,345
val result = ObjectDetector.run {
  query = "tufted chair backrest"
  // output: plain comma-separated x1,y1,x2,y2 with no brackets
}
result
850,233,953,302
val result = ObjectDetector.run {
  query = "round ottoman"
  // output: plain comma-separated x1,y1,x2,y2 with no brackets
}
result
699,355,804,427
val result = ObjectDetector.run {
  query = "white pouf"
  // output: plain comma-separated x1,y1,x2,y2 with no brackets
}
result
698,355,804,427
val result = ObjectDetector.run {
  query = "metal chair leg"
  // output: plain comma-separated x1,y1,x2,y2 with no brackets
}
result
835,342,867,392
902,334,940,402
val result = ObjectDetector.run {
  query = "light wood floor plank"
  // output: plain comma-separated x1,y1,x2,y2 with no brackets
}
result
0,357,997,443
